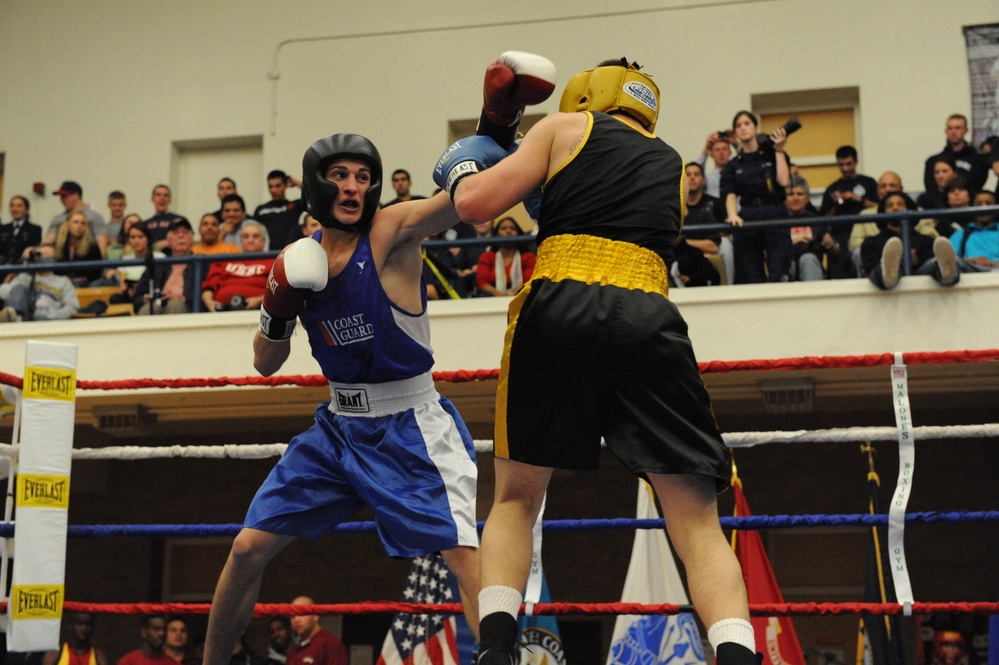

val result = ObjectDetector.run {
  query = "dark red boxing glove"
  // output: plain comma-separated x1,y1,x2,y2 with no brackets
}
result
477,51,557,149
259,238,328,341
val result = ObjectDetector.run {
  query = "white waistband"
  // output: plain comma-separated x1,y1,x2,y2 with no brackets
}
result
327,371,438,417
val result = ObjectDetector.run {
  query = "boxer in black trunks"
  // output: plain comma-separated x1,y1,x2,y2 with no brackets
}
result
435,58,758,665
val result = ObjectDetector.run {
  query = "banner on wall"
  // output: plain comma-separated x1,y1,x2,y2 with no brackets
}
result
963,22,999,147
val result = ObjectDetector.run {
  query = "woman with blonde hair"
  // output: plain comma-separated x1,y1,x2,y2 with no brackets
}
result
54,210,104,286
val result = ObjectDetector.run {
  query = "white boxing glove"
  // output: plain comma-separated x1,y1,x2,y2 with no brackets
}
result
259,238,328,341
283,237,329,291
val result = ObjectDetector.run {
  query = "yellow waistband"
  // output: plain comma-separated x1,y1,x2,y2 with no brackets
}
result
532,234,669,296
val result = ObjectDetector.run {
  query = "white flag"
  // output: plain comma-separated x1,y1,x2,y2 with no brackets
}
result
606,481,705,665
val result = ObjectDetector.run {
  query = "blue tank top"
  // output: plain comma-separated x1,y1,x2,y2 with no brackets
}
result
299,234,434,383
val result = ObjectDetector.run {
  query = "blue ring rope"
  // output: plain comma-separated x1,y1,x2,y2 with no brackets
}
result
0,511,995,539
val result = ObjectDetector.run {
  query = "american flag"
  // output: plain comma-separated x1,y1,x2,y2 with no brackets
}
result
376,554,471,665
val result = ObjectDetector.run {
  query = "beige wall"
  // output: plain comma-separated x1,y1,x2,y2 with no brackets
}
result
2,0,998,226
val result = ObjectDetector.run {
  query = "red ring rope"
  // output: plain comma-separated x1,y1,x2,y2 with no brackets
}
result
2,350,997,391
5,600,994,617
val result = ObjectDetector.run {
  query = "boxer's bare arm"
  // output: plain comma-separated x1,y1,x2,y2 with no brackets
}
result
453,113,585,223
254,331,290,376
379,191,463,247
370,191,461,314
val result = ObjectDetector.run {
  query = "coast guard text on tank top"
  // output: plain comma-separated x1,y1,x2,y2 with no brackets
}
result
299,233,434,384
538,111,684,263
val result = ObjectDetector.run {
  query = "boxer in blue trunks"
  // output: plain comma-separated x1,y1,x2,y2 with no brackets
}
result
435,59,759,665
202,133,479,665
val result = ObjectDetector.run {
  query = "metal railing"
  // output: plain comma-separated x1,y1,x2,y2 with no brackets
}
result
1,205,995,315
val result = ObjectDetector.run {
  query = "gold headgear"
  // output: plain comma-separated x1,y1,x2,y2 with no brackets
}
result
558,60,660,131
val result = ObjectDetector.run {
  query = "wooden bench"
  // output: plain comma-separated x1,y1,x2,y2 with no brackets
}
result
72,286,134,317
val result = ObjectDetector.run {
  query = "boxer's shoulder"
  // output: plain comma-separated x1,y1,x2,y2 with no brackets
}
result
528,111,589,138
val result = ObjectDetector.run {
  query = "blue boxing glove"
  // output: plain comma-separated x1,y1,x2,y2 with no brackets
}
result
523,188,543,221
433,135,510,199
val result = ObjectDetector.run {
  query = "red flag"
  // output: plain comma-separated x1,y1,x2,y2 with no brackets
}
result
731,475,806,665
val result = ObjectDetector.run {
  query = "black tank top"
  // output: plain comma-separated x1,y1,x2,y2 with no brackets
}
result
538,112,683,263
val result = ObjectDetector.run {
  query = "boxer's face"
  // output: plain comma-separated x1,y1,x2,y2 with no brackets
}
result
325,159,371,225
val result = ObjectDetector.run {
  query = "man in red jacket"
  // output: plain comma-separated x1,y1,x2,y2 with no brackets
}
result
286,597,347,665
201,220,274,311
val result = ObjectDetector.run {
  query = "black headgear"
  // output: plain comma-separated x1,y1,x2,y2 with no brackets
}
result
302,133,382,232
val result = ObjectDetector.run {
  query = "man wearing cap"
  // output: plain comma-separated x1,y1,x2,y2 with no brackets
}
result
144,185,191,252
43,181,107,252
132,218,199,314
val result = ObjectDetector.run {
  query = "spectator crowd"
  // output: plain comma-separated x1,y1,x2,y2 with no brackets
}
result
2,604,346,665
2,113,998,321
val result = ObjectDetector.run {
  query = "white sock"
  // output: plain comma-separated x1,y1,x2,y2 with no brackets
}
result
707,618,755,652
478,585,523,620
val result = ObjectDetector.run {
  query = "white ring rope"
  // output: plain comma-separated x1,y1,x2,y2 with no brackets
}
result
1,424,997,461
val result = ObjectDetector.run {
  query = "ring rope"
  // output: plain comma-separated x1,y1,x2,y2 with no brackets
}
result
2,423,995,462
1,349,997,391
0,600,994,618
1,511,995,539
2,353,994,626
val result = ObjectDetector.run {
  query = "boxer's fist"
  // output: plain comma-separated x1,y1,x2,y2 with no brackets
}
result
477,51,557,149
283,238,329,291
433,136,510,199
260,238,328,340
482,51,558,127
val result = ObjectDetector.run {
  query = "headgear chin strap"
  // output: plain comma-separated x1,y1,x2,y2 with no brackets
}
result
302,133,383,232
559,59,660,132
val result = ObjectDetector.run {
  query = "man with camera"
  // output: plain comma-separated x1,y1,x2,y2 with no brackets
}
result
0,245,79,322
133,219,200,315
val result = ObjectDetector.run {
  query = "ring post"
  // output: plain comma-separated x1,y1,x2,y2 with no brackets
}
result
5,341,77,651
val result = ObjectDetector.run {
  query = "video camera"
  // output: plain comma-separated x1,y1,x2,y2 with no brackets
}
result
757,117,802,149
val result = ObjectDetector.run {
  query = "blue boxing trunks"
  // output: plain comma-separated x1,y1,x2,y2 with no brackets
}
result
245,372,478,557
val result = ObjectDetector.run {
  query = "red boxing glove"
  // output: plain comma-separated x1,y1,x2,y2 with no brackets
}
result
260,238,328,340
478,51,557,148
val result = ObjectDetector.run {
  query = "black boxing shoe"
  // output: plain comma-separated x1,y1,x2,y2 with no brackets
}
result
714,643,763,665
477,612,520,665
476,644,517,665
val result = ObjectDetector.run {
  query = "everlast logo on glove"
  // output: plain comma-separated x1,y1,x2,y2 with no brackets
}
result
334,387,369,413
435,141,463,177
444,162,480,198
